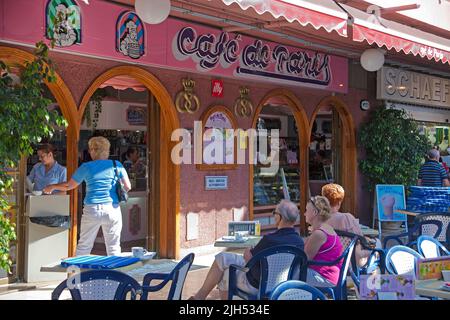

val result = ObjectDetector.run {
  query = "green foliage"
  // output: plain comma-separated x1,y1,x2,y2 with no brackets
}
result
0,41,67,273
358,105,431,193
82,88,106,130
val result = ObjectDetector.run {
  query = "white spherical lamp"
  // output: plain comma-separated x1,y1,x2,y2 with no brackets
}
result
360,48,385,72
135,0,171,25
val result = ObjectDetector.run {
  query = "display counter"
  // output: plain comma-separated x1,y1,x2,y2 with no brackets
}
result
25,194,70,283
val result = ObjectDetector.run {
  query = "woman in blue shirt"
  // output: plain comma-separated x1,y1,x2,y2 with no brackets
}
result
43,136,131,256
27,144,67,193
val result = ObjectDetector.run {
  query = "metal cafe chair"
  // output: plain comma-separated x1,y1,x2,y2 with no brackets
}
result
141,253,195,300
52,269,142,300
335,230,385,292
385,245,423,275
307,237,357,300
270,280,327,300
228,245,308,300
417,235,450,259
383,212,450,249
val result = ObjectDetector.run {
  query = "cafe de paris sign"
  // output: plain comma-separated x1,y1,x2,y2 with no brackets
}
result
377,67,450,108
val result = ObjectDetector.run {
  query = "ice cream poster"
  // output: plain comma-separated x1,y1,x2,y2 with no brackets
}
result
376,185,407,221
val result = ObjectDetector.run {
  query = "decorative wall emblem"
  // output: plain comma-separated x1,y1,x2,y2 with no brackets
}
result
234,87,253,117
128,204,141,236
116,11,145,59
46,0,81,47
175,78,200,114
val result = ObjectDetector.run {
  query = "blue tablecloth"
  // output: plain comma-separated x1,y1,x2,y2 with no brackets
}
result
406,186,450,213
60,255,140,269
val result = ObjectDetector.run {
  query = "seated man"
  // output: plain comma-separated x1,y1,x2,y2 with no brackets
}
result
190,199,304,300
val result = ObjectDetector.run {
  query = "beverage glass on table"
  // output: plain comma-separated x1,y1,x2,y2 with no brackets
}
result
132,247,147,258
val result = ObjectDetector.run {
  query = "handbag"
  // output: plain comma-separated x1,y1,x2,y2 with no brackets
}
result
113,160,129,203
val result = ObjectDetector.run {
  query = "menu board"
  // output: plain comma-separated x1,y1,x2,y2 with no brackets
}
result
417,256,450,280
359,274,415,300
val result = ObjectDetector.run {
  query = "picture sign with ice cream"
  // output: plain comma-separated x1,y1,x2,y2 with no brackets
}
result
376,185,407,222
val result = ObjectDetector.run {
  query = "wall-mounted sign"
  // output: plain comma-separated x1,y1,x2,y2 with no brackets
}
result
5,1,348,92
377,67,450,109
205,176,228,190
198,105,237,169
126,105,146,126
116,11,145,59
172,25,347,92
45,0,81,47
212,79,224,97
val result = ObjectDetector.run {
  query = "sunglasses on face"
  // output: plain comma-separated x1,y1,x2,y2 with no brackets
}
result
309,196,319,212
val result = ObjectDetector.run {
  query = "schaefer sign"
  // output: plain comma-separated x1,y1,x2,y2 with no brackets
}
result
377,67,450,108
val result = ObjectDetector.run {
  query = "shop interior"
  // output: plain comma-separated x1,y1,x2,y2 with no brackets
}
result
253,103,301,234
418,121,450,173
308,106,343,198
79,76,154,255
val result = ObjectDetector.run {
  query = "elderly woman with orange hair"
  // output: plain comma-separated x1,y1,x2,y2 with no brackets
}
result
321,183,374,267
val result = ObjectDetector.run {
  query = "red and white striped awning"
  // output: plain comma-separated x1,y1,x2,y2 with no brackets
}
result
221,0,349,37
342,4,450,65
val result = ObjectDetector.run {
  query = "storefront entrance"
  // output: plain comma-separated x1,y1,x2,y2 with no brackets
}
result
78,66,180,259
250,89,309,234
310,96,357,214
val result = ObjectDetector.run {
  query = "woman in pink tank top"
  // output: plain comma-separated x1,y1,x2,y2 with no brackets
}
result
304,196,343,285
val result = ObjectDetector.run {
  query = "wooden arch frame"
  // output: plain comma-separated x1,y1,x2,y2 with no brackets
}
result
0,45,79,255
196,105,238,171
249,89,310,234
79,66,180,258
310,96,357,215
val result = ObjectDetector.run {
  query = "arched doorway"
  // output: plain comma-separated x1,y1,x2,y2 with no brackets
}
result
0,46,79,278
250,89,309,234
78,66,180,258
309,96,357,215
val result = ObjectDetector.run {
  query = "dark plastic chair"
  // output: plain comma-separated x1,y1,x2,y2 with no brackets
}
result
307,237,357,300
52,269,142,300
385,245,423,275
141,253,195,300
417,235,450,259
228,245,308,300
270,280,327,300
335,230,385,291
383,212,450,249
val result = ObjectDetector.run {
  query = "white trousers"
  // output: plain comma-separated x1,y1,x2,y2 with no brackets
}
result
76,203,122,256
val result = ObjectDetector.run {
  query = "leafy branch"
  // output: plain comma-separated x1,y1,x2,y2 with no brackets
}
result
0,41,67,273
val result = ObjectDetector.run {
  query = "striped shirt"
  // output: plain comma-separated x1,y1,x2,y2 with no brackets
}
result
418,160,448,187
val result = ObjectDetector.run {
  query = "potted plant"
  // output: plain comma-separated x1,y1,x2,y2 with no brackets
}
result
358,105,431,230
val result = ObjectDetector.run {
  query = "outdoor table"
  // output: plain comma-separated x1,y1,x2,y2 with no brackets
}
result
415,279,450,300
214,236,262,248
396,209,419,217
41,258,164,273
360,224,379,237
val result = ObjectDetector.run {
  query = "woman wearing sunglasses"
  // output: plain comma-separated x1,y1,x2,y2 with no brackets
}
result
304,195,343,286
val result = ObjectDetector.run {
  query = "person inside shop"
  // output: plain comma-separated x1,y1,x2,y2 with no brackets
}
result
304,196,343,287
418,149,450,187
43,136,131,256
122,147,145,177
321,183,380,267
27,143,67,194
189,199,304,300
